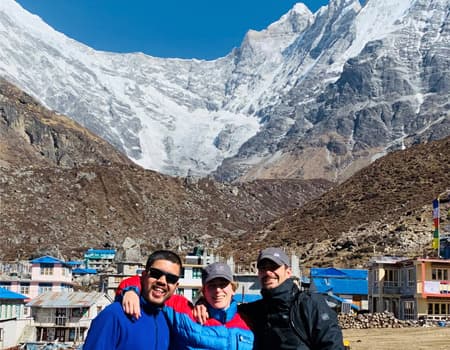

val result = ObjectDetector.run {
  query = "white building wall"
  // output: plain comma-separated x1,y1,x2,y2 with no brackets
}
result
31,264,72,283
0,318,29,349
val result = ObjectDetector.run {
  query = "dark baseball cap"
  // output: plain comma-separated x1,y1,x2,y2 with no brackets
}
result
257,247,290,267
202,262,233,284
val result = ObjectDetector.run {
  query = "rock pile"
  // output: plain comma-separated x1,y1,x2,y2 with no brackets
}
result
338,312,432,329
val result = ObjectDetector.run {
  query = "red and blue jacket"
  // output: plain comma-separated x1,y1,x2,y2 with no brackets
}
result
117,275,254,350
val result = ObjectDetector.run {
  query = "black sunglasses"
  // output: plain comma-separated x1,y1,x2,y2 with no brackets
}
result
147,267,179,284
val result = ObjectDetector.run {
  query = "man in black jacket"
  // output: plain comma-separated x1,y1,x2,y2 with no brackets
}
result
238,247,344,350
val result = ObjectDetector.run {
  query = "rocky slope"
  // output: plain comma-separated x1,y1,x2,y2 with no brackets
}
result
227,136,450,268
0,78,448,268
0,80,331,261
0,77,131,169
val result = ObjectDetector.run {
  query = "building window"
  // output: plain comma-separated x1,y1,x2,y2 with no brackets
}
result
38,283,52,294
20,283,30,295
0,282,11,290
403,301,416,320
192,268,202,279
40,263,54,275
180,268,185,279
407,269,415,287
192,289,200,300
428,302,450,316
61,284,72,292
431,268,448,281
384,269,399,287
0,328,3,341
176,288,185,296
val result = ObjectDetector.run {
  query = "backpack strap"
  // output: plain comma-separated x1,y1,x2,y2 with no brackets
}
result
289,291,312,348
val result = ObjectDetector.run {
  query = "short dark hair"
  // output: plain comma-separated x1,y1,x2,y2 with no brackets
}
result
145,250,183,271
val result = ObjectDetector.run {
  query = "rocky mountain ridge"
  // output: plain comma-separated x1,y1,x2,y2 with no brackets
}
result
1,0,448,181
0,79,332,261
227,136,450,268
1,82,448,267
0,77,131,169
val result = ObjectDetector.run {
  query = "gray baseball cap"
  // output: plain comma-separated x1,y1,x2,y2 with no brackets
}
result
202,262,233,284
257,247,290,267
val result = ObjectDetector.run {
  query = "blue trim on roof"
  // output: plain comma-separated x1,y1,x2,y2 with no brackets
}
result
0,287,27,300
73,268,97,275
313,278,368,294
310,267,368,295
66,261,84,266
30,256,65,264
85,249,116,254
311,267,367,279
311,267,348,277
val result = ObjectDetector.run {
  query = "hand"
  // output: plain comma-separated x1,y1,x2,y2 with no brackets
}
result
192,303,209,325
122,290,141,319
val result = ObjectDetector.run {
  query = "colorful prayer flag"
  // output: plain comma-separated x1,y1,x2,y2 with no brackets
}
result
432,199,440,249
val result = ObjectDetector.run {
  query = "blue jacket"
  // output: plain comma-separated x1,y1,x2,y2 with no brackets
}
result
164,304,254,350
83,298,170,350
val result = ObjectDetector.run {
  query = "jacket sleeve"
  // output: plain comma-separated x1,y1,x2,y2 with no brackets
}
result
82,307,118,350
164,305,254,350
300,293,344,350
115,275,141,298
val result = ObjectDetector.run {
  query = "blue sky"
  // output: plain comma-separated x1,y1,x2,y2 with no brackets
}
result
16,0,330,60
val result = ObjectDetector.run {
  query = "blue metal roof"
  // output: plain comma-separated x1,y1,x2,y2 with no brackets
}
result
313,278,367,294
311,267,367,279
30,255,65,264
66,261,84,266
311,267,368,295
72,268,97,275
311,267,348,277
85,249,116,254
0,287,27,300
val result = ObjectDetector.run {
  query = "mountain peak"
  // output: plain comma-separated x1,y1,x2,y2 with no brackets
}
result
1,0,449,181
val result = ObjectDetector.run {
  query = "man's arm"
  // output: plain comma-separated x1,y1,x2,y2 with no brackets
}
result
164,306,254,350
115,275,142,319
303,294,345,350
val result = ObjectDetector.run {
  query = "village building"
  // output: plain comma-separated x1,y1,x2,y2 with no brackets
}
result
0,287,28,349
368,256,450,321
310,267,368,312
0,256,74,300
84,249,116,271
23,291,111,345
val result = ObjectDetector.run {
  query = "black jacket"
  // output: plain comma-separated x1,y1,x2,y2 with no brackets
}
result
238,278,344,350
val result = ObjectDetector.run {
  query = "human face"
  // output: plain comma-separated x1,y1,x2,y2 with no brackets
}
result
141,259,180,306
202,278,234,310
257,259,292,290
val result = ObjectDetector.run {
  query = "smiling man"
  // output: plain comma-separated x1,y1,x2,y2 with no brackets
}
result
238,247,345,350
83,250,182,350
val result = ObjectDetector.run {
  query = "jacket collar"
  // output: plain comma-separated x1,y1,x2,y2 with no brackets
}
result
207,298,238,323
140,296,163,314
261,277,298,303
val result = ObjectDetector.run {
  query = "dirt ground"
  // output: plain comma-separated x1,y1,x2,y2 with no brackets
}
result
342,327,450,350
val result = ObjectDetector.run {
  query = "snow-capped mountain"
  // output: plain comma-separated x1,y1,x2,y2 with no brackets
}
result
0,0,449,181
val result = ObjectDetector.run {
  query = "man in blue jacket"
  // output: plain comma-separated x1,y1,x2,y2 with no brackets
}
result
83,250,254,350
83,250,183,350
